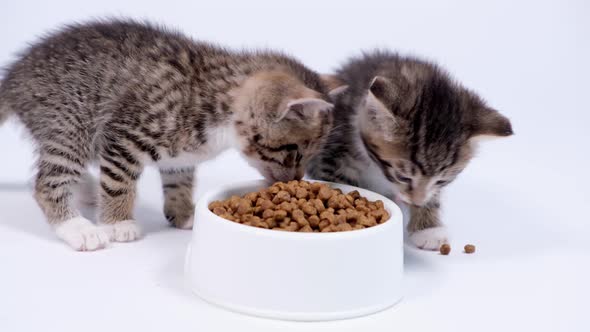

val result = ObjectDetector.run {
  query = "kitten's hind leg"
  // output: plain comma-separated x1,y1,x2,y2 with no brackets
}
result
407,196,449,250
34,149,109,251
159,167,195,229
97,154,143,242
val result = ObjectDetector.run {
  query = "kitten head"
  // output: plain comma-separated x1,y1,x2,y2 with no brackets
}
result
356,59,512,206
231,70,334,182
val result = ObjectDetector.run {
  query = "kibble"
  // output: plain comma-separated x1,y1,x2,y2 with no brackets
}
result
464,244,476,254
208,180,391,232
439,244,451,255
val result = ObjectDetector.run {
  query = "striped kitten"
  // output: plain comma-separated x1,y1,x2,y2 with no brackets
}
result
0,20,334,251
308,51,512,250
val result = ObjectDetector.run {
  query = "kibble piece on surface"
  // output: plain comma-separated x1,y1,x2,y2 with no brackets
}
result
265,218,277,228
320,225,335,232
344,194,354,204
349,190,361,199
464,244,476,254
301,202,317,215
259,199,274,210
295,187,308,199
272,190,291,204
310,182,322,193
274,209,287,221
318,219,331,230
356,205,370,213
236,199,252,214
336,223,353,232
379,210,390,223
334,214,346,225
327,195,339,209
258,190,271,200
244,192,259,203
212,206,227,215
318,186,333,200
439,244,451,255
262,209,274,219
208,201,224,211
311,199,325,213
278,201,294,213
300,225,313,232
308,215,320,228
285,222,299,232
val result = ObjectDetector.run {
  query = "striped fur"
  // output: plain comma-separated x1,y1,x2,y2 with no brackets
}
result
308,51,512,249
0,20,333,250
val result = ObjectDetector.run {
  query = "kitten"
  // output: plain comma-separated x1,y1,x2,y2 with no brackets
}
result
0,20,334,251
308,51,513,250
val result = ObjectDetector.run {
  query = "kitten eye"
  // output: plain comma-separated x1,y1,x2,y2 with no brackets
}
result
436,180,449,186
395,173,412,184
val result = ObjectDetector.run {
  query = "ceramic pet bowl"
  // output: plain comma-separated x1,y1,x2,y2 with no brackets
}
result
185,180,403,321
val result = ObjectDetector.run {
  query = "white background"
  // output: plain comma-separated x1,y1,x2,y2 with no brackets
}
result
0,1,589,331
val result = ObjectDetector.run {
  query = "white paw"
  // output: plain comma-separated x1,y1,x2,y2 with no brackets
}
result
100,220,142,242
54,217,110,251
409,226,449,250
178,218,193,230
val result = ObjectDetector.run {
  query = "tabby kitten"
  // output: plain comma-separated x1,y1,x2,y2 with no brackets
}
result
308,51,512,250
0,20,334,251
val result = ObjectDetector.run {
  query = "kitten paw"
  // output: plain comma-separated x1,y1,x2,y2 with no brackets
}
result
54,217,110,251
164,204,195,229
409,226,449,250
100,220,142,242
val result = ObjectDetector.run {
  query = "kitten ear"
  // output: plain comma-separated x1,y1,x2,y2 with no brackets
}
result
363,89,398,142
369,76,397,103
471,107,514,138
320,74,348,99
328,85,348,99
365,76,398,121
275,98,333,123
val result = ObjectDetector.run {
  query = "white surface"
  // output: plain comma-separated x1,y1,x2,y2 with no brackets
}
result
0,0,589,331
186,180,403,321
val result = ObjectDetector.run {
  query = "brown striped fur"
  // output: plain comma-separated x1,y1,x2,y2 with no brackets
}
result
0,19,333,250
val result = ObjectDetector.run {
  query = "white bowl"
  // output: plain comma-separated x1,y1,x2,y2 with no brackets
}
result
185,180,403,321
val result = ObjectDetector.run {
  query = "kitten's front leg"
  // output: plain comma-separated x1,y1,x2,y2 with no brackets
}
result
98,155,143,242
407,195,449,250
159,167,195,229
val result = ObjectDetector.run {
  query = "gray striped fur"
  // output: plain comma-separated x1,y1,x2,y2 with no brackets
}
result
0,19,334,250
308,51,512,248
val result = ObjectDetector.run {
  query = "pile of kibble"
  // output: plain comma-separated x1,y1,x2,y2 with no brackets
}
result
208,180,390,232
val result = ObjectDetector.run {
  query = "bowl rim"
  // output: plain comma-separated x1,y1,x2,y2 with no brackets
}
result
195,179,403,240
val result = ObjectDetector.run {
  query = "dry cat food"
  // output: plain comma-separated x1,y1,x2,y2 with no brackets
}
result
464,244,476,254
439,244,451,255
208,180,390,232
